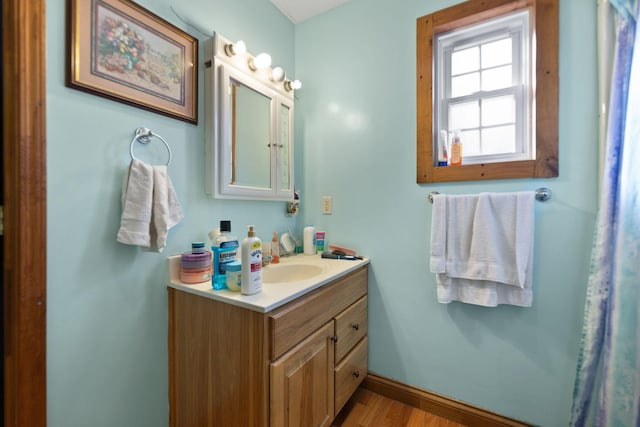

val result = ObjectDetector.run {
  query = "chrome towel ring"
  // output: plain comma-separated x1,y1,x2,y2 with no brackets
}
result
129,127,172,166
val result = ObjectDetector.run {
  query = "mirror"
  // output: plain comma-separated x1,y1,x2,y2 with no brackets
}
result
231,79,271,188
205,33,295,201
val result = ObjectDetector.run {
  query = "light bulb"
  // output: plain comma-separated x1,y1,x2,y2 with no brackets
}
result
271,66,285,82
284,79,302,91
234,40,246,55
249,53,271,70
224,40,246,57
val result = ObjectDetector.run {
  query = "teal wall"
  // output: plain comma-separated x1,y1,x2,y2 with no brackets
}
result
46,1,295,426
46,0,597,425
294,0,597,425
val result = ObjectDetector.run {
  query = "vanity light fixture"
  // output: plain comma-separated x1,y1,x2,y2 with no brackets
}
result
271,66,286,83
284,79,302,92
248,53,272,70
223,40,246,57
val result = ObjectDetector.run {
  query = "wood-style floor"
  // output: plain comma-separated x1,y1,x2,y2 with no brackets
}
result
333,388,466,427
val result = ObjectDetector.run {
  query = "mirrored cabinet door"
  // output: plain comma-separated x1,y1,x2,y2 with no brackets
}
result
230,78,272,190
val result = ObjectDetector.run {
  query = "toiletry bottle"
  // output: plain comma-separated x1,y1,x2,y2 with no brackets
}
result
438,130,449,166
450,130,462,166
191,241,206,254
303,225,316,255
212,220,239,290
271,232,280,264
225,260,242,291
316,231,326,253
241,225,262,295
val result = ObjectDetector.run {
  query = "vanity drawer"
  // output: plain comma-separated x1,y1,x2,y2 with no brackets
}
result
334,336,367,416
269,267,367,360
334,296,367,362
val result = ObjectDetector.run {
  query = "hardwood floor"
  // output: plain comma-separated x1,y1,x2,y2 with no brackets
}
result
333,388,466,427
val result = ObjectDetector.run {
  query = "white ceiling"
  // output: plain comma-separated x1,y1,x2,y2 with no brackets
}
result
270,0,351,23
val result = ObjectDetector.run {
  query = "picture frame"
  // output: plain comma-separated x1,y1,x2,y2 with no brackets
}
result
66,0,198,124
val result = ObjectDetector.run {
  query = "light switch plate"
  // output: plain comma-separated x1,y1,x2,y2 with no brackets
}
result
322,196,333,214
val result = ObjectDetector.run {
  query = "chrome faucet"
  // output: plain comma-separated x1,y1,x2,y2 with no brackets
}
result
262,254,272,267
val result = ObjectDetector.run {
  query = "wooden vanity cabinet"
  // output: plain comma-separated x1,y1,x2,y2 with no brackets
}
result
168,265,368,427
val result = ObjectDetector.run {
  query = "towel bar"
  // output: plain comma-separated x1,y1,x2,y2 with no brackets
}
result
129,127,172,166
429,187,552,204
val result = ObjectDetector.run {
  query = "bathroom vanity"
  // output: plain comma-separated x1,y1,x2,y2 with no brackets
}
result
167,255,369,426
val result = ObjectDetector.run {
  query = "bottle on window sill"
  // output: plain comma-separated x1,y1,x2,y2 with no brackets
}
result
438,130,449,167
450,130,462,166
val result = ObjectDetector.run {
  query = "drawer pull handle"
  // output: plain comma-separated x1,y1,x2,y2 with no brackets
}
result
331,335,339,343
352,323,360,331
353,370,360,378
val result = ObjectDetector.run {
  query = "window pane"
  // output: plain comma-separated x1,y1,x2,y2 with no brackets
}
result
460,130,480,156
481,37,512,68
481,125,516,154
451,46,479,75
451,72,480,97
482,95,515,126
449,100,479,131
481,65,512,91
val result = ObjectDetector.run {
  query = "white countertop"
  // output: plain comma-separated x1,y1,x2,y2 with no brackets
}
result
167,254,369,313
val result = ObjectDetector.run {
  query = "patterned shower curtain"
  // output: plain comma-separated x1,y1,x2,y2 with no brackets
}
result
571,0,640,425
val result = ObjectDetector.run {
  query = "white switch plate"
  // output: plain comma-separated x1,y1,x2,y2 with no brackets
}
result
322,196,333,214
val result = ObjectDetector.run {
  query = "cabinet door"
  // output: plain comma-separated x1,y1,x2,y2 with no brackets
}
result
271,322,335,427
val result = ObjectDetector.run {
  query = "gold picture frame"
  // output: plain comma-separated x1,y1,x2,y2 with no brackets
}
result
67,0,198,124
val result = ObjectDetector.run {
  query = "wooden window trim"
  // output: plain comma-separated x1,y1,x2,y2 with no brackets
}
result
416,0,558,183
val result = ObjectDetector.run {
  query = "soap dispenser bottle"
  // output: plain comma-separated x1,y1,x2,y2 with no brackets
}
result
241,225,262,295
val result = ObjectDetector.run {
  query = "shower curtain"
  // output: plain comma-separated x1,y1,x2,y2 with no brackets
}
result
571,0,640,425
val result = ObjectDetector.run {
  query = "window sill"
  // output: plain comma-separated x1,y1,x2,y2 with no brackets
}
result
423,159,558,183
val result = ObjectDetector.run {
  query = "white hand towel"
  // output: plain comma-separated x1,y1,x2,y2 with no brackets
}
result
116,159,153,247
116,159,184,252
152,165,184,252
429,191,535,307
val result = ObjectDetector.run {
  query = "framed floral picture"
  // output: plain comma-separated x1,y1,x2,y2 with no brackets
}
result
66,0,198,124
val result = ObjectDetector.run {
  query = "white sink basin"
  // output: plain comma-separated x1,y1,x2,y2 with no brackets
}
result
262,263,324,283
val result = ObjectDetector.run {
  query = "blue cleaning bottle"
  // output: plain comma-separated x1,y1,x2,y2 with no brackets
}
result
212,220,239,290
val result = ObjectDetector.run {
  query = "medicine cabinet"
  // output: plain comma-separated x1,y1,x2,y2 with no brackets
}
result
205,33,294,200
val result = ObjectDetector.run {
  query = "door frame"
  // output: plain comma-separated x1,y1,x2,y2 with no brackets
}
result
3,0,47,426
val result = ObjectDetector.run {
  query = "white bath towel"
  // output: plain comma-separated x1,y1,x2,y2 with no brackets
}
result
117,159,183,252
430,192,535,307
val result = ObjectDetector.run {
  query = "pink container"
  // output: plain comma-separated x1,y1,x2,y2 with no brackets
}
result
180,266,213,284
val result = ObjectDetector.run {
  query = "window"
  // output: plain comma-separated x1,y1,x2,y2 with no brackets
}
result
436,10,531,164
416,0,558,183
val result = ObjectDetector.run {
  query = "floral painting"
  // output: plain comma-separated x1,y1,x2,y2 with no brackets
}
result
94,4,183,103
67,0,197,123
